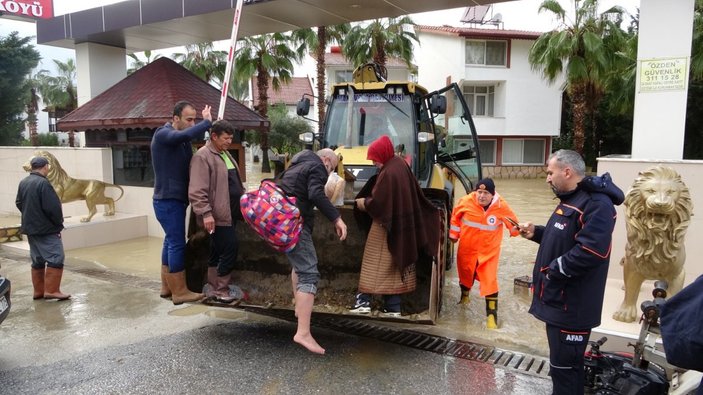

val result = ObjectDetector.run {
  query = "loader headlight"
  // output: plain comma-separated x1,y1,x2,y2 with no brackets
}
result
299,132,314,143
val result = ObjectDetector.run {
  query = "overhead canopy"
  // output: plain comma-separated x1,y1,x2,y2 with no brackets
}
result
57,57,269,131
36,0,513,53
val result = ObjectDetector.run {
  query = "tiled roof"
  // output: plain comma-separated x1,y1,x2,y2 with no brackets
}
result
251,77,313,106
417,25,542,40
57,57,269,131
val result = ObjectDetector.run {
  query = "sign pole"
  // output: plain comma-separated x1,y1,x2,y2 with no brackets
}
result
218,0,245,119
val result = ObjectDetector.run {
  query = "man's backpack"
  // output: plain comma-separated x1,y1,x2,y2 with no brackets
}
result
239,180,302,253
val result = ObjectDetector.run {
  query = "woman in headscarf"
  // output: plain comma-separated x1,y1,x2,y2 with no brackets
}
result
350,135,440,317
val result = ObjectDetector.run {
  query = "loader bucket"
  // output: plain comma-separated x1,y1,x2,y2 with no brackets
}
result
184,195,448,324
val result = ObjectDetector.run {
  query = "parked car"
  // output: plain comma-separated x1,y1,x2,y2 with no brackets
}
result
0,262,10,325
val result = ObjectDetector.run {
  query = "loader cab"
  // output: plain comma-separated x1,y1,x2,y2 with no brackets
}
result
309,81,481,199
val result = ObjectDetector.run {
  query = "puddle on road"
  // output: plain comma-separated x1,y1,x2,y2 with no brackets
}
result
167,304,248,320
168,304,211,316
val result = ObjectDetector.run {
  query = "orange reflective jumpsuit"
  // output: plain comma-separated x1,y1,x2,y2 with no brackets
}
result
449,191,519,296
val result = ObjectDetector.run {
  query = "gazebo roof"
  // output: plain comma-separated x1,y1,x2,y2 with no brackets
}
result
57,57,269,131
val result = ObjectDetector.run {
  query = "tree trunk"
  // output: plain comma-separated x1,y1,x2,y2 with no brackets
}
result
570,86,587,156
28,87,39,146
256,68,271,173
316,26,328,129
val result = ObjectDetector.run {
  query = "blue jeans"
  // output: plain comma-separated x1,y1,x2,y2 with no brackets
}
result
286,228,318,295
153,199,187,273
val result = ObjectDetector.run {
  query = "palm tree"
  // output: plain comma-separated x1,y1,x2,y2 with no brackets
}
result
342,16,418,69
36,59,78,146
127,50,161,74
291,24,350,126
36,58,78,111
528,0,626,155
172,42,227,84
233,32,300,173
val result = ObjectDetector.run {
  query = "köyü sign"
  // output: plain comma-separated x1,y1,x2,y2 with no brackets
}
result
639,57,688,92
0,0,53,19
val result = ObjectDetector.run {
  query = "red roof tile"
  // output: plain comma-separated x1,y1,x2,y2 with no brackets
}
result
417,25,542,40
57,57,269,131
251,77,313,106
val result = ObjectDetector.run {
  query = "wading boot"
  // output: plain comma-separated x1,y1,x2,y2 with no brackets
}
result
31,267,45,300
165,271,203,305
486,295,498,330
160,265,172,299
458,289,470,305
44,267,71,300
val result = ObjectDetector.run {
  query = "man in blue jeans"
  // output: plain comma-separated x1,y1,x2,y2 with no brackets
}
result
151,100,212,305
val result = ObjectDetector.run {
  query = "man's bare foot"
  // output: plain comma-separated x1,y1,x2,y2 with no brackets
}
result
293,333,325,355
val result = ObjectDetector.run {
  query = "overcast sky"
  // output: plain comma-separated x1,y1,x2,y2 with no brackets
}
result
1,0,641,73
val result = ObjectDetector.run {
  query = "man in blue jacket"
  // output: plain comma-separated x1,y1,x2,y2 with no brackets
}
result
151,100,211,305
279,148,347,354
16,156,70,300
518,149,624,395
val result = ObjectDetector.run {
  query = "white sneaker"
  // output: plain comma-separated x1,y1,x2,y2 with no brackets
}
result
380,309,401,318
349,304,371,314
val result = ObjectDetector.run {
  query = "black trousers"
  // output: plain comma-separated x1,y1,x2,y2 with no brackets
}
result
208,222,238,276
546,324,591,395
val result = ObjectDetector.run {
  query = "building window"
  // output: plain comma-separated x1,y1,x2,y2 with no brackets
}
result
334,70,354,83
502,139,545,165
479,139,496,165
112,144,153,187
463,85,495,117
465,40,507,66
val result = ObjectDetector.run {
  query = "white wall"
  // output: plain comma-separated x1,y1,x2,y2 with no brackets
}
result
0,147,163,238
76,43,127,106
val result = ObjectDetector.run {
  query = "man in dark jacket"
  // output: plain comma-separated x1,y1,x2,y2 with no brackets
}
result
518,149,624,395
151,100,211,305
278,148,347,354
16,156,70,300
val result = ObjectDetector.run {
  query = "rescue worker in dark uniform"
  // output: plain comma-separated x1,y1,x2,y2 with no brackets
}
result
517,149,624,395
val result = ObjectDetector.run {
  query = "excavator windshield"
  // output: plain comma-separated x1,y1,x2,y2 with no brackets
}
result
323,91,415,153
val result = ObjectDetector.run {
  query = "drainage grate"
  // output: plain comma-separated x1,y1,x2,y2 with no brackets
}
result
247,307,550,379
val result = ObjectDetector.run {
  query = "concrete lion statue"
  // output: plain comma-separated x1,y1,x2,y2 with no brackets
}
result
612,165,693,322
23,150,125,223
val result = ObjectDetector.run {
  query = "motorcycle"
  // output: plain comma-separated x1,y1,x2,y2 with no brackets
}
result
584,281,702,394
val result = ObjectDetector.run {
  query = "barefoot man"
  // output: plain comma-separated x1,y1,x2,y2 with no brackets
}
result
278,148,347,354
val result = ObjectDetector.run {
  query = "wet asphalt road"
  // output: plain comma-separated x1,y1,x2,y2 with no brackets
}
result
0,319,550,395
0,247,552,395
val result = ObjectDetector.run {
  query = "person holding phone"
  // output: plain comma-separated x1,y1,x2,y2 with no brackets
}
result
449,178,520,329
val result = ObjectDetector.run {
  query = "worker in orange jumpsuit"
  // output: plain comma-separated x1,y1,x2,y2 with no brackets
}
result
449,178,520,329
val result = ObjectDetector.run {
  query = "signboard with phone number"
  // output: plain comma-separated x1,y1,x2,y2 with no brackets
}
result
639,57,688,92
